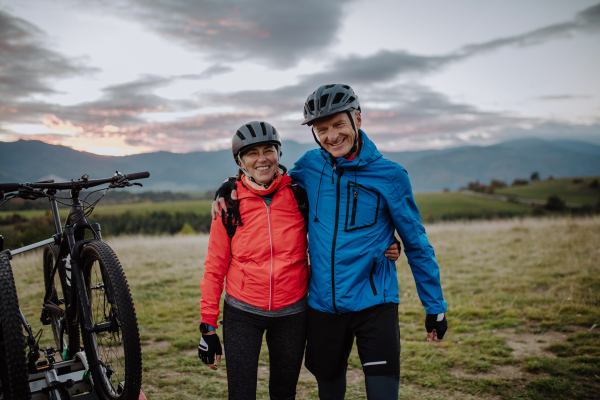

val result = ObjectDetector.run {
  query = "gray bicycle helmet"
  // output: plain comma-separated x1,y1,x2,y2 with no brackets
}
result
302,84,360,126
231,121,282,161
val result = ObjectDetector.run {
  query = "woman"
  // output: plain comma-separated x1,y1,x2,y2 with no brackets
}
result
198,121,309,400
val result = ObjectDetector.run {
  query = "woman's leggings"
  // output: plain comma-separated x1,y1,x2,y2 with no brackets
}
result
223,302,307,400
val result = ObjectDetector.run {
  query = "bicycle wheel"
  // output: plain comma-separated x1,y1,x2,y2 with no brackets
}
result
43,244,80,360
0,253,31,400
79,241,141,399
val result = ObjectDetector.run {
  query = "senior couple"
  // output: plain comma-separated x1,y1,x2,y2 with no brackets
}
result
198,84,448,400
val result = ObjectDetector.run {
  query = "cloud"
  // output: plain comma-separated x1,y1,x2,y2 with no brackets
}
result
101,0,355,69
180,64,233,80
457,3,600,57
539,94,593,101
0,11,96,102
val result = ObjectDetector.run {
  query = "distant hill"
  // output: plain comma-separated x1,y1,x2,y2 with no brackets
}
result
1,138,599,192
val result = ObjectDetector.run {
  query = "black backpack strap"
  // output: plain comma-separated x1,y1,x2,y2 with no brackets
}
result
221,194,243,238
290,183,309,225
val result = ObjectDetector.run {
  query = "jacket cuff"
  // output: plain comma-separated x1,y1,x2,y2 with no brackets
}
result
201,316,219,329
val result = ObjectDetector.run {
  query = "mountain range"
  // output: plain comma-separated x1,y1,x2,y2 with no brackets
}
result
1,138,599,192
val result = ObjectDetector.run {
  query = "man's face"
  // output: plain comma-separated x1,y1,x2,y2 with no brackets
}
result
313,111,361,158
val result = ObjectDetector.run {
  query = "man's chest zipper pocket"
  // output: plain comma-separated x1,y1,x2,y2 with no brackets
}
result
345,181,380,232
351,190,358,226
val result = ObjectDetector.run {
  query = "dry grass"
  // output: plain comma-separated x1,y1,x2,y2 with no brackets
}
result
9,216,600,399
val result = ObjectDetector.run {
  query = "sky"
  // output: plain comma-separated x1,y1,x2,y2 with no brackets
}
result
0,0,599,156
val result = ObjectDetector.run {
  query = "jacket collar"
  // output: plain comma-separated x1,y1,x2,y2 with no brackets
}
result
236,173,292,200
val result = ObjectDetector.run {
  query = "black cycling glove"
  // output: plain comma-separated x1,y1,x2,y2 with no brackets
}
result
214,176,238,201
425,313,448,340
198,334,223,364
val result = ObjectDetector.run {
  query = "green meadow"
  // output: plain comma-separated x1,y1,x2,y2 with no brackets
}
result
8,216,600,399
495,176,600,206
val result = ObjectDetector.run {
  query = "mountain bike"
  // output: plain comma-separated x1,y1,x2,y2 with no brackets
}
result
0,171,149,399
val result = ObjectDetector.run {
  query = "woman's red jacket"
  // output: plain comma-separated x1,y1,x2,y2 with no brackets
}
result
200,174,309,328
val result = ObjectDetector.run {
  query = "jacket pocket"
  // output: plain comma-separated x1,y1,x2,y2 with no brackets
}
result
369,257,378,296
345,181,380,232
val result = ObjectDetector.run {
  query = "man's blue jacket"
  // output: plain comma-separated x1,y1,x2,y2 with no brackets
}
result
289,130,447,315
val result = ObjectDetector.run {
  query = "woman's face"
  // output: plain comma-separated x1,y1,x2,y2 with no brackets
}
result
240,144,279,183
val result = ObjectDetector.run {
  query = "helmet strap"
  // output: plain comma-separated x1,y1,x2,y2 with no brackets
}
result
311,127,325,151
345,111,360,158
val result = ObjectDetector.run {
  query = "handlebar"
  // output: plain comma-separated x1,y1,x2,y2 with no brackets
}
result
0,172,150,194
0,183,20,192
123,171,150,181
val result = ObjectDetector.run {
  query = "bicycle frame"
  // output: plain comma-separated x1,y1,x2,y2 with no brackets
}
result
2,188,120,379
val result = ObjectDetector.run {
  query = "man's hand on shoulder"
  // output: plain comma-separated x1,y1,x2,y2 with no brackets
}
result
211,177,238,219
425,313,447,342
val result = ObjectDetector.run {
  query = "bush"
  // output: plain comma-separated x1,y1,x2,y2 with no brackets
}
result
530,172,540,181
590,179,599,189
0,214,28,226
512,178,529,186
545,194,566,211
1,210,213,249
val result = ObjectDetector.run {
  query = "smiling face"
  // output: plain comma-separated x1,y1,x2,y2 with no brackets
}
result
240,144,279,183
313,111,361,158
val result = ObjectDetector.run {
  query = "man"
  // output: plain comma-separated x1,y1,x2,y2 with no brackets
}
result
212,84,447,400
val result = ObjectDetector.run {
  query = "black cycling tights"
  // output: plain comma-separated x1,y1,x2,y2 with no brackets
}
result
223,303,307,400
316,374,399,400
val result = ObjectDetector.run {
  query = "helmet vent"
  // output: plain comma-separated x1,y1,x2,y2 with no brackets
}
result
307,99,315,112
260,122,268,136
346,96,355,104
319,94,329,109
342,85,350,89
333,92,345,104
246,124,257,138
236,130,246,140
324,84,335,89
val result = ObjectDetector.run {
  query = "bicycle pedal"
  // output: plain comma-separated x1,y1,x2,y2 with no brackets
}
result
40,308,51,325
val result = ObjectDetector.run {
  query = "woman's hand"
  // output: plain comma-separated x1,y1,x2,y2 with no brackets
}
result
198,331,223,370
384,241,400,261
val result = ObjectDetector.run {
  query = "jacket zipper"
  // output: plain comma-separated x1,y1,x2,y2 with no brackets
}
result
370,257,378,296
350,187,357,226
263,201,274,310
331,167,344,313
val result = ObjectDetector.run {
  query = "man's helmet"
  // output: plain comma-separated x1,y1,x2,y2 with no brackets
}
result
302,84,360,126
232,121,282,162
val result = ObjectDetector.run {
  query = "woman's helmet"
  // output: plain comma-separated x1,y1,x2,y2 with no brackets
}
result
302,84,360,126
232,121,282,162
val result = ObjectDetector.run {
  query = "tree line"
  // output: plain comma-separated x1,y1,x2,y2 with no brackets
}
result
0,211,213,250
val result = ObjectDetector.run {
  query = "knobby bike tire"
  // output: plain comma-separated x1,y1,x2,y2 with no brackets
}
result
0,254,31,400
43,244,80,360
79,241,141,399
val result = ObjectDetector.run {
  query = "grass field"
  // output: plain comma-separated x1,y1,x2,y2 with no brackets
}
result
414,193,533,221
0,192,532,221
9,216,600,399
495,176,600,205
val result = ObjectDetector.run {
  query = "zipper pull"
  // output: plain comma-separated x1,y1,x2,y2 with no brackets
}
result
332,164,336,184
